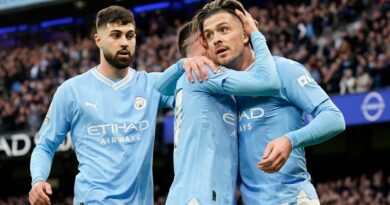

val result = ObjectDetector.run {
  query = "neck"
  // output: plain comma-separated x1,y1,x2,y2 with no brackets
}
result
234,46,255,71
97,56,128,79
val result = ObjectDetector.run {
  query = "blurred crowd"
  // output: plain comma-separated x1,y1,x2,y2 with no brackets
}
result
1,170,389,205
1,1,390,204
1,0,390,132
252,0,390,95
317,170,390,205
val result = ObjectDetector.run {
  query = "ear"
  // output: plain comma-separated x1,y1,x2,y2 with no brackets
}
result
198,33,208,49
243,31,250,45
95,33,102,48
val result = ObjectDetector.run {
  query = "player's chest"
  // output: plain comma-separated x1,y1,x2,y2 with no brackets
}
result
74,89,152,123
237,96,287,123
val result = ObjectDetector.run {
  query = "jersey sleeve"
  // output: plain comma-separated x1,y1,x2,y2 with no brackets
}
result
191,31,280,96
277,58,345,148
30,83,73,186
285,99,346,148
159,95,175,109
279,59,329,114
149,72,176,109
154,62,184,96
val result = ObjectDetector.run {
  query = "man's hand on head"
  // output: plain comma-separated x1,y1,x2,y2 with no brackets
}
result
183,56,217,83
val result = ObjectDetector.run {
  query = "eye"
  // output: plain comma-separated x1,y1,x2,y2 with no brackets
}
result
221,26,229,33
112,33,121,39
204,32,213,41
127,33,135,39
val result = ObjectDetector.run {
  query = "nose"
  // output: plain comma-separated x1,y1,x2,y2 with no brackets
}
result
119,36,129,47
212,33,222,46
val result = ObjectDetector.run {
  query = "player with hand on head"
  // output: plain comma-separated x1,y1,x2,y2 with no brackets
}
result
194,0,345,204
155,5,279,205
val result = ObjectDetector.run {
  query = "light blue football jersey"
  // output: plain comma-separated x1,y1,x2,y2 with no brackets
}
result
163,31,279,205
30,67,173,204
237,56,332,204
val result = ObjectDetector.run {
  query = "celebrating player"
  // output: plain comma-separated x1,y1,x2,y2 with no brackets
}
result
193,0,346,204
155,6,279,204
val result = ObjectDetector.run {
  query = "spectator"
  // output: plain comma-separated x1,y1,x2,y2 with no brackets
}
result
355,65,372,93
339,68,356,94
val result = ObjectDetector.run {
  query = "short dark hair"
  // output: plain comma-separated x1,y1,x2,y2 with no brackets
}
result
193,0,245,33
96,5,135,29
177,21,196,57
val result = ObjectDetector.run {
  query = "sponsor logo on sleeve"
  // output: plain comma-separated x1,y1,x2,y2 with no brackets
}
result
297,74,315,87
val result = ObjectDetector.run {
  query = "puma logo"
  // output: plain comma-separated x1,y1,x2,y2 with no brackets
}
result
85,101,98,111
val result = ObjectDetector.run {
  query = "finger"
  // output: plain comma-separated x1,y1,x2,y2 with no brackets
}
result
259,150,280,167
195,57,209,80
31,189,48,205
273,156,287,172
203,57,217,73
262,154,284,173
37,187,51,202
29,192,34,204
254,19,259,27
258,161,275,172
44,183,52,195
195,60,208,80
185,70,194,83
190,61,203,83
262,143,274,159
244,10,252,18
235,9,247,23
259,155,281,173
183,63,194,83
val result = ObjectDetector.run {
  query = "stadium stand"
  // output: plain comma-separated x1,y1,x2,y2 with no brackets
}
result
0,0,389,204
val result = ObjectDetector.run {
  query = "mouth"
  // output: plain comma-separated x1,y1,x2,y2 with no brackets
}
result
117,50,130,57
216,47,228,56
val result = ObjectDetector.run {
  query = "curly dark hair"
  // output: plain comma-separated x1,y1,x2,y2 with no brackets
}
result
96,5,135,29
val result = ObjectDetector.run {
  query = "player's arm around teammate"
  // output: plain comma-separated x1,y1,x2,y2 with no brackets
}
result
156,9,280,97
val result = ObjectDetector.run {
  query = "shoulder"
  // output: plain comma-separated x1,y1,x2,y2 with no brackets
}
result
62,68,94,87
139,70,161,82
273,56,311,84
273,56,307,74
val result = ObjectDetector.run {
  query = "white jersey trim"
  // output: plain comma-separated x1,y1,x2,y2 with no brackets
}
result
91,67,135,90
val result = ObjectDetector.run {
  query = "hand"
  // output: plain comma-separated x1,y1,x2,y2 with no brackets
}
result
258,136,292,173
182,56,217,83
29,181,52,205
235,9,259,35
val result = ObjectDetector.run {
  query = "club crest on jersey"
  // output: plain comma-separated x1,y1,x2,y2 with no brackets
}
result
134,97,147,110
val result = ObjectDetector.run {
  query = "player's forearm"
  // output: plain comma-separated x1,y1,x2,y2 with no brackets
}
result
222,31,280,96
30,141,57,186
285,99,346,148
155,60,184,96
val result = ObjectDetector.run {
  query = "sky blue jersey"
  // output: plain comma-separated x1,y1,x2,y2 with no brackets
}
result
30,68,173,205
156,31,280,205
237,56,345,205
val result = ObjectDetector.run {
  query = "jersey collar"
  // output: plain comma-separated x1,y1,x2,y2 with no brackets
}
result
91,67,135,90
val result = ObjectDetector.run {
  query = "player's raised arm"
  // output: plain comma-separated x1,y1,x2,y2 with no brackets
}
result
155,56,216,96
155,22,216,96
188,9,280,96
